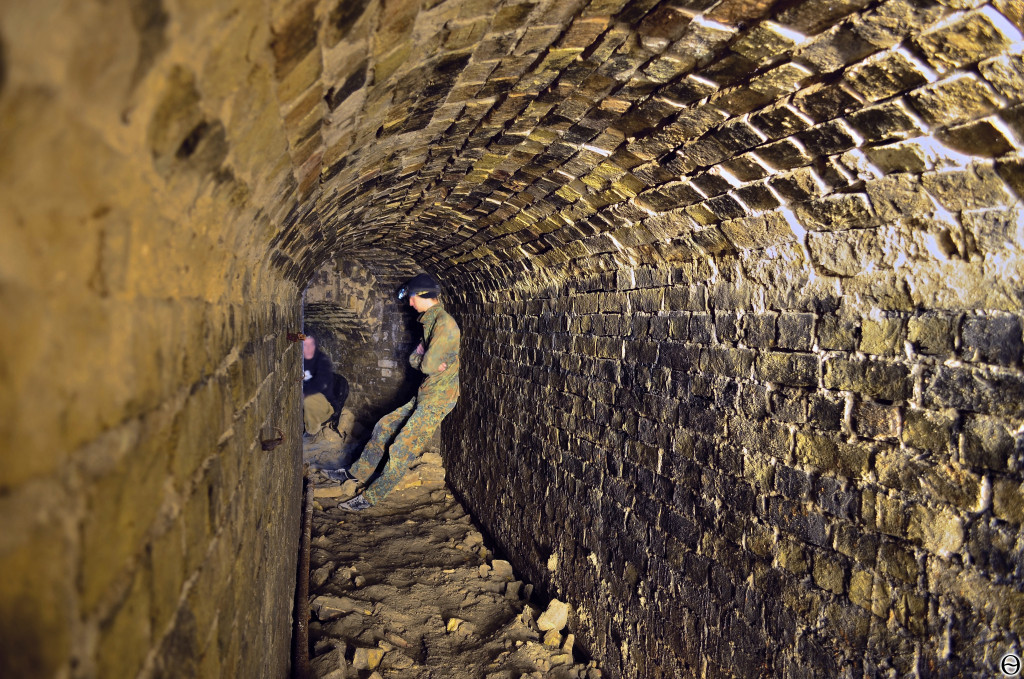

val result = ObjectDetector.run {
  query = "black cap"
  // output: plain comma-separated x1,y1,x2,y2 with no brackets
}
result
398,273,440,299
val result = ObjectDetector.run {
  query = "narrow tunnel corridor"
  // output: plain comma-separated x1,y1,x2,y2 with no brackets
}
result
2,0,1024,677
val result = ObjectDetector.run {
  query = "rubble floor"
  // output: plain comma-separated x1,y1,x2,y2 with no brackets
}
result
303,442,603,679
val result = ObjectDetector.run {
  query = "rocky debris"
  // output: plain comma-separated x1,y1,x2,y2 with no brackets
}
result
306,450,600,678
537,600,570,632
313,480,360,499
353,647,385,670
312,595,374,620
491,560,515,580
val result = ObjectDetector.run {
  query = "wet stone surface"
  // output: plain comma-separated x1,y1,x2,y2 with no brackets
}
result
304,452,601,679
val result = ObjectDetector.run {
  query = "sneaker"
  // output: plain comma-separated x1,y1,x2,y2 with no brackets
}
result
339,494,372,511
325,467,355,482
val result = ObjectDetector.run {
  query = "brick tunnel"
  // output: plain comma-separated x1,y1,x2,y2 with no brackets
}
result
2,0,1024,676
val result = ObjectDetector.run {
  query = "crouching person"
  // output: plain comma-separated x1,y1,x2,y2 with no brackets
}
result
303,335,341,444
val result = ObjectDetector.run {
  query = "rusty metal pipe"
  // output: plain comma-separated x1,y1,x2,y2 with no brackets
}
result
292,472,314,679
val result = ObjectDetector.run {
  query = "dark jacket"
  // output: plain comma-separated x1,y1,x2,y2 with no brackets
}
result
303,349,333,399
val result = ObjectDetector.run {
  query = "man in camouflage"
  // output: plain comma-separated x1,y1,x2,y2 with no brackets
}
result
337,273,460,511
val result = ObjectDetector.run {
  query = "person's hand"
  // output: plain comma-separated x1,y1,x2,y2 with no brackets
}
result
415,343,425,355
437,362,448,372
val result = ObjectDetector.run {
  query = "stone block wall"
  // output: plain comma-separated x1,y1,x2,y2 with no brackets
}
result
445,254,1024,677
1,295,304,679
1,1,312,676
420,2,1024,675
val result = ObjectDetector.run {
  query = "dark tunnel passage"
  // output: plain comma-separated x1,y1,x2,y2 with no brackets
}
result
302,255,425,433
2,0,1024,677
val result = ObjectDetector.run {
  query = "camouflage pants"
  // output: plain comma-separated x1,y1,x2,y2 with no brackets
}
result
350,395,456,505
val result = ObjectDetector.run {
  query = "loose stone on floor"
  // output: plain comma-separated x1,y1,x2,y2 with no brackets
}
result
303,450,601,679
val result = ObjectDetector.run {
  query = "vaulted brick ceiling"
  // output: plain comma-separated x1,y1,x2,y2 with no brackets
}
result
233,0,1024,299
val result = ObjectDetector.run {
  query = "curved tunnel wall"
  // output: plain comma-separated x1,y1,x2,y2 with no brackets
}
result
2,0,1023,677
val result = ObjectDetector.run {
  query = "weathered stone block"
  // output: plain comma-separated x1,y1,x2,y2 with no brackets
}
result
775,0,872,33
847,568,876,613
777,313,815,351
81,446,167,614
901,408,955,453
792,81,863,122
938,117,1017,158
796,193,878,231
755,351,818,387
814,474,859,520
750,62,815,96
893,588,927,635
864,175,935,222
738,316,776,351
732,182,781,211
979,52,1024,101
823,357,913,401
877,540,918,585
755,138,812,170
714,313,739,343
702,193,747,220
808,393,845,431
907,504,964,555
777,537,810,575
913,6,1021,73
720,213,794,250
907,73,1003,127
775,464,811,500
925,365,1024,418
858,0,946,50
812,553,845,595
853,401,900,439
768,166,826,201
864,140,929,174
870,491,909,537
798,23,876,72
960,314,1023,366
920,166,1013,211
150,518,187,635
845,47,933,102
834,521,879,566
730,416,791,457
847,99,925,142
731,20,801,64
992,478,1024,524
817,313,859,351
859,316,905,356
797,119,859,156
960,413,1016,470
961,207,1024,253
797,433,871,478
769,497,830,547
908,313,956,356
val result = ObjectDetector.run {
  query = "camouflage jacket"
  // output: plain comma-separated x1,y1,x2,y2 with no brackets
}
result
408,303,460,404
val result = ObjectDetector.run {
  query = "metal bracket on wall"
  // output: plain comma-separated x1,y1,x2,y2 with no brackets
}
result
260,426,284,451
287,332,307,342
